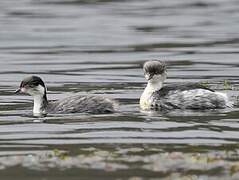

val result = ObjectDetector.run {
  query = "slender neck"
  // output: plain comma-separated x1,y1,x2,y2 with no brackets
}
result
140,73,166,110
33,93,48,115
140,80,164,110
140,79,164,103
145,80,163,93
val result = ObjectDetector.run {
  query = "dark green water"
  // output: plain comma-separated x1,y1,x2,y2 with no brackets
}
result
1,0,239,179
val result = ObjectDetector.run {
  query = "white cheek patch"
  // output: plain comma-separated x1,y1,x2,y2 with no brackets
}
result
25,85,46,96
149,73,167,83
152,74,161,80
26,88,35,96
36,85,46,95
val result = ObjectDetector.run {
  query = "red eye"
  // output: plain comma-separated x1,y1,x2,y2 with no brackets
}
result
23,84,30,88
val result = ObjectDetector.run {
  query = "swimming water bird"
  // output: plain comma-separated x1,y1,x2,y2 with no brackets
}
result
140,60,232,111
15,76,116,116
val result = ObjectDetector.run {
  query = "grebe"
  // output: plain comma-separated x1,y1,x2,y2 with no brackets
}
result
15,76,116,116
140,60,232,110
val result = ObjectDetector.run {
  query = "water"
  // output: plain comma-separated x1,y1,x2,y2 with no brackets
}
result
1,0,239,179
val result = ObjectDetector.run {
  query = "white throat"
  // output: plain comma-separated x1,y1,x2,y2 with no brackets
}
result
27,85,47,115
146,79,163,92
33,95,46,115
140,73,166,110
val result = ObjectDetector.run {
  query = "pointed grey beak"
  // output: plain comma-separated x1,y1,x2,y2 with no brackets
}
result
145,74,154,81
148,74,153,80
15,88,21,94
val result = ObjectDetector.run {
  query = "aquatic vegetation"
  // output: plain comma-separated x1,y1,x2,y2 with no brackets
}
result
199,81,210,89
1,147,239,179
223,80,233,90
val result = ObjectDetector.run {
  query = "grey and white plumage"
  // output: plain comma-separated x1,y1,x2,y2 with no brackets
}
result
15,76,116,116
48,94,115,114
140,60,232,111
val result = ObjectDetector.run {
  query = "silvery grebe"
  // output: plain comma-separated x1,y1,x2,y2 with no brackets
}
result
140,60,232,110
15,76,116,116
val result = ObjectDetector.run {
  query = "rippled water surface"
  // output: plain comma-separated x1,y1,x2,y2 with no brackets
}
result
1,0,239,179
